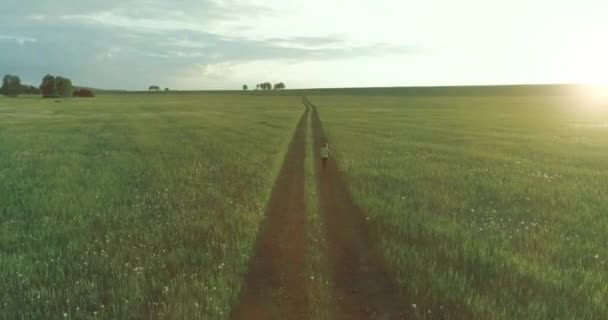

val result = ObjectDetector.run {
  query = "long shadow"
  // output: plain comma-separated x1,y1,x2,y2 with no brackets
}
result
230,107,310,320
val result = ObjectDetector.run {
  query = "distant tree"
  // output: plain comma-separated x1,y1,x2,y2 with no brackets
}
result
255,84,260,90
21,85,41,95
1,74,23,97
164,88,169,92
273,82,286,90
243,84,248,91
40,74,58,98
39,75,73,98
148,85,160,91
257,82,272,90
56,76,73,98
73,88,95,97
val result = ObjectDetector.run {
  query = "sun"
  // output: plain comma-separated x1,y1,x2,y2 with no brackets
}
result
574,46,608,107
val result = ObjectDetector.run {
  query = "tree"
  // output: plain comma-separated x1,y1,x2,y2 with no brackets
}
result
273,82,286,90
164,88,169,92
1,74,23,97
21,85,41,95
56,76,73,98
40,74,58,98
243,84,248,91
38,74,73,98
256,82,272,90
149,85,160,91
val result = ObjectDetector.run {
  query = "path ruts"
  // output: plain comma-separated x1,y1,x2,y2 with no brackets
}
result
305,98,407,320
230,107,310,320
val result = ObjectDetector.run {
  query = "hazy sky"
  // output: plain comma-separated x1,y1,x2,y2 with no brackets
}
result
1,0,607,90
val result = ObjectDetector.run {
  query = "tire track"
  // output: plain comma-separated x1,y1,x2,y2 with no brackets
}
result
230,107,310,320
305,97,408,320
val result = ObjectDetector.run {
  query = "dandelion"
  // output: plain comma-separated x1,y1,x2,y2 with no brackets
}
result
63,312,68,317
595,254,600,259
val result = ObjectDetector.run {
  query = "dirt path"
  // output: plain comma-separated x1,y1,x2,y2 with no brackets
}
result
230,107,310,320
231,99,407,319
306,98,408,320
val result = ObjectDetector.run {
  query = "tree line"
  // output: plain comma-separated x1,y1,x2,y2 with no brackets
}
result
243,82,286,91
1,75,41,96
1,74,94,98
148,85,170,92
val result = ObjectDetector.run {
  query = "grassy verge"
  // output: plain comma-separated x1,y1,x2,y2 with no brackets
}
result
309,94,608,319
0,93,301,319
304,106,331,319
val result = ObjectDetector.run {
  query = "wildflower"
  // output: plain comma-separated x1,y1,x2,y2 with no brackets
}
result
412,304,417,308
595,254,600,259
63,312,68,317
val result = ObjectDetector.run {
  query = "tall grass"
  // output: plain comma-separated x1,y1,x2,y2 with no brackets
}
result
311,94,608,319
0,94,302,319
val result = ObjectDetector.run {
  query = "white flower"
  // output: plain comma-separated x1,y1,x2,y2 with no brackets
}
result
412,304,417,308
595,254,600,259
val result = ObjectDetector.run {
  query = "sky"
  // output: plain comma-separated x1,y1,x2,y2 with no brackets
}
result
1,0,607,90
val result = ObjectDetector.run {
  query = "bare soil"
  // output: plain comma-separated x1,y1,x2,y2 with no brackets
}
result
308,99,408,320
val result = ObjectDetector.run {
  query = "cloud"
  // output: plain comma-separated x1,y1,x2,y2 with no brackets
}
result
0,0,420,89
0,35,37,45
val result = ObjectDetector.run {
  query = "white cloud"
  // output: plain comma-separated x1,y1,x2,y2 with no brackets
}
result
0,35,37,45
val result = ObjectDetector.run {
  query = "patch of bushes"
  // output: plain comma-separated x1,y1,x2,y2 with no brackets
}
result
73,88,95,97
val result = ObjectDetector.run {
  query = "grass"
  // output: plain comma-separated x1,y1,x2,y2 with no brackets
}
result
310,93,608,319
2,87,607,319
0,93,302,319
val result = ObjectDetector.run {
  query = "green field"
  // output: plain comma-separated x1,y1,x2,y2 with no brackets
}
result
312,93,608,319
0,94,302,319
1,88,607,319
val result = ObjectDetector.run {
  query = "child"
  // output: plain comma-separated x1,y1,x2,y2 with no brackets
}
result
320,142,331,172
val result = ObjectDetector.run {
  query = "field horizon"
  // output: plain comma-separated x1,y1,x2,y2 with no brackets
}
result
76,83,591,96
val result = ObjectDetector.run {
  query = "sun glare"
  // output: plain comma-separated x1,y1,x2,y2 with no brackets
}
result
576,83,608,110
